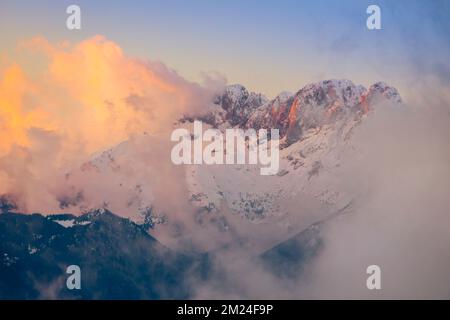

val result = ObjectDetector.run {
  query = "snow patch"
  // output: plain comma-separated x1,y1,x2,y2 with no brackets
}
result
53,219,91,228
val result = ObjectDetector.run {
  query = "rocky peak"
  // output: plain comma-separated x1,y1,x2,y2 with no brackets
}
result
362,82,402,111
285,79,368,143
243,79,402,145
181,80,402,145
215,84,268,126
246,91,294,136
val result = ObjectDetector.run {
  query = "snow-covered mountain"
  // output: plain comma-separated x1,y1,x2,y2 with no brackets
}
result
58,79,402,253
247,79,401,145
0,208,317,299
216,84,268,126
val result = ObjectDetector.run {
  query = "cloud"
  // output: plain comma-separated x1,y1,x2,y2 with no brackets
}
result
0,35,225,213
186,95,450,299
2,35,450,299
301,99,450,299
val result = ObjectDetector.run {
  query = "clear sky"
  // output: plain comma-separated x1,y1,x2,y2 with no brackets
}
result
1,0,450,97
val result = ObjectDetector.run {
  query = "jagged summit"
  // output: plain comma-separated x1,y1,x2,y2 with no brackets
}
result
181,79,401,146
33,78,403,253
216,79,402,144
214,84,268,126
364,81,402,106
0,210,198,299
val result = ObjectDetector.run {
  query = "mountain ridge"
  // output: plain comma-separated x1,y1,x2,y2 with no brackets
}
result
0,209,210,299
183,79,402,147
0,209,318,299
0,78,403,274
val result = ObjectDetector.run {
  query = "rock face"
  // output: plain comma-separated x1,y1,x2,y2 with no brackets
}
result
362,82,403,110
285,80,367,144
178,79,402,248
39,79,402,251
0,79,404,299
247,91,294,138
214,84,268,126
0,209,318,299
184,79,401,146
243,79,401,145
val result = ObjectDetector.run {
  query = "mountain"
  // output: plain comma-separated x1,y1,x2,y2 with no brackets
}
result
181,79,401,250
0,209,210,299
48,79,402,254
0,79,403,298
216,84,268,126
259,221,322,279
247,79,401,144
0,208,324,299
179,84,269,128
247,91,294,138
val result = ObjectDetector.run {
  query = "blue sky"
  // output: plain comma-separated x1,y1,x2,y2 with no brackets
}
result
1,0,449,96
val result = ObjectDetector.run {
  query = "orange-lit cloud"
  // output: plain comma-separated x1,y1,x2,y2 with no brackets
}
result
0,35,225,212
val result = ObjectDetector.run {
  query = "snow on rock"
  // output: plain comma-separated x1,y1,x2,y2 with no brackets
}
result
215,84,268,126
52,218,92,228
53,219,76,228
363,82,402,107
247,91,294,137
53,79,402,252
245,79,401,146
